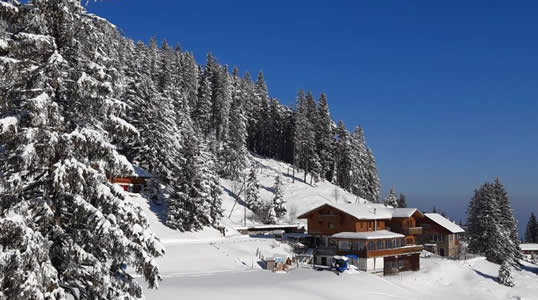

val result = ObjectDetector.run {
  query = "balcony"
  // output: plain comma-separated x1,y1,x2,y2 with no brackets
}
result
335,245,424,258
403,227,423,235
366,245,423,258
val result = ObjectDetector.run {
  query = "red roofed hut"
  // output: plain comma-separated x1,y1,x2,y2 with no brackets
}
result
111,166,151,193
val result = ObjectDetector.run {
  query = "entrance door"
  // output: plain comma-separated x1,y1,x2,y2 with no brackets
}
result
440,248,445,257
321,257,327,266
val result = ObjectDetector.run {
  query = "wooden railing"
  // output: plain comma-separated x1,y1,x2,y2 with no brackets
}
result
335,245,423,258
403,227,423,235
366,245,423,258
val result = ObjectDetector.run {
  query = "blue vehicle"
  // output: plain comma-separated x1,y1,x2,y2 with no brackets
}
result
331,256,349,273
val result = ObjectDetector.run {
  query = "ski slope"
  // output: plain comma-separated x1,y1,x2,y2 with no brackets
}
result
126,156,538,300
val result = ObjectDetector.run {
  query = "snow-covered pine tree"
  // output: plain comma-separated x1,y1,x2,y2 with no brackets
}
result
397,193,408,208
316,93,335,181
498,261,515,287
305,91,321,183
194,70,213,136
167,131,211,231
254,71,271,156
211,63,232,143
335,121,353,191
272,175,286,218
525,213,538,243
384,188,399,207
219,67,248,180
350,126,368,199
491,178,522,269
294,90,317,184
467,182,517,266
0,1,163,298
200,143,224,226
245,164,262,213
364,147,381,202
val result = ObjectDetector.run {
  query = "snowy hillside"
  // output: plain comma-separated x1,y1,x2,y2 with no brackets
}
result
128,155,369,243
127,156,538,300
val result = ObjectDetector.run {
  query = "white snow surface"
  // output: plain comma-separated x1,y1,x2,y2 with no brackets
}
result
125,156,536,300
0,116,18,133
332,230,405,240
520,243,538,251
424,213,465,233
0,38,8,50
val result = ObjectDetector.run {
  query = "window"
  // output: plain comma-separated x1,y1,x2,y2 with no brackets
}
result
386,239,394,249
328,223,335,229
377,240,385,250
354,240,365,251
368,241,376,250
338,240,351,250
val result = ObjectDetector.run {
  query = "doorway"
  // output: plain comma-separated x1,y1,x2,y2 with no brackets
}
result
440,248,445,257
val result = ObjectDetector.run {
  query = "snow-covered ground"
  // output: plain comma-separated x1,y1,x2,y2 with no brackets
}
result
127,156,538,300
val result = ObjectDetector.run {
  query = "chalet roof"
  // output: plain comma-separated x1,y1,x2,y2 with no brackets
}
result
133,165,152,178
298,202,392,220
298,202,424,221
424,213,464,234
332,230,405,240
390,208,424,218
520,243,538,251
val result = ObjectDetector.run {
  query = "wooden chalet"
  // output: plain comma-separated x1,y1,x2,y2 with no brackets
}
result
298,202,424,275
110,166,151,193
416,213,464,258
519,243,538,261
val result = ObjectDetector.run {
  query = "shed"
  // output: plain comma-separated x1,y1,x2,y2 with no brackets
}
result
111,165,152,193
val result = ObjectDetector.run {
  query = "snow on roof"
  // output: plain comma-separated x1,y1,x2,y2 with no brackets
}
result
391,208,422,218
298,202,423,220
520,243,538,251
424,213,464,234
332,230,405,240
134,165,152,178
298,202,392,220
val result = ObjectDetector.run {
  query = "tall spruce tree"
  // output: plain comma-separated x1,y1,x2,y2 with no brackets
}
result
219,67,248,180
525,213,538,243
272,175,286,218
245,164,262,213
0,1,163,298
294,90,316,184
467,181,519,268
316,93,335,181
398,193,408,208
384,188,399,207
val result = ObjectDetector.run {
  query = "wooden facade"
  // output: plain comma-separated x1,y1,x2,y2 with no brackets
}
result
304,204,388,236
416,216,462,257
387,211,424,246
300,203,423,275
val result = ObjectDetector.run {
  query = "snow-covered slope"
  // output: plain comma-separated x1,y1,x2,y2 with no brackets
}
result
222,155,370,228
127,156,538,300
129,155,368,243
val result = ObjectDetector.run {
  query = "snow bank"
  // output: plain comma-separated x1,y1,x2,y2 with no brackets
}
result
0,116,18,133
0,39,8,50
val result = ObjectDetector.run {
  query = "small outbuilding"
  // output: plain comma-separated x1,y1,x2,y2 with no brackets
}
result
520,243,538,261
110,166,151,193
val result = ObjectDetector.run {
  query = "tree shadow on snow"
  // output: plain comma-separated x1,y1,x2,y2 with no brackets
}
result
221,186,248,207
146,194,168,225
520,264,538,275
473,269,498,282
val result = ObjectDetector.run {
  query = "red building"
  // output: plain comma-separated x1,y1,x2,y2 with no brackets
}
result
110,166,151,193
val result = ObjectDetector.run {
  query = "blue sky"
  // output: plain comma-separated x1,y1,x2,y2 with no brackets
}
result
87,0,538,234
